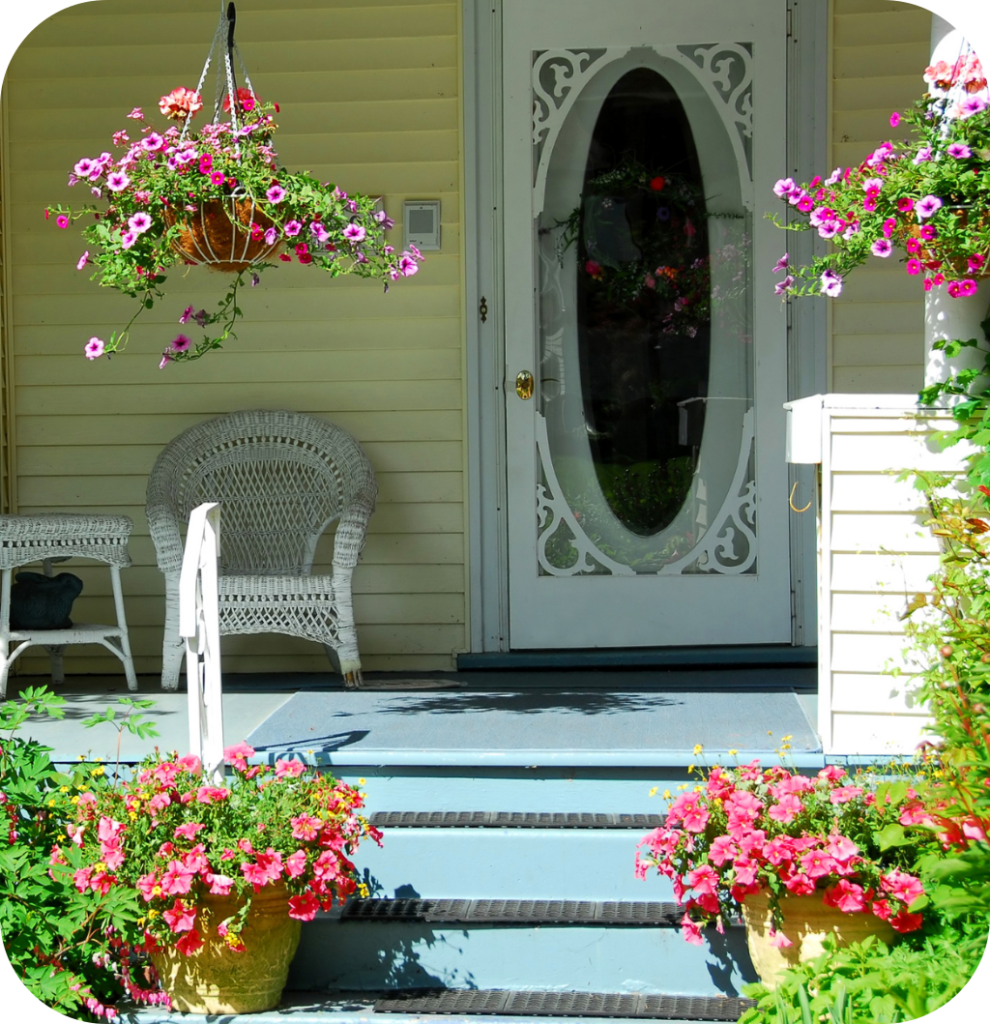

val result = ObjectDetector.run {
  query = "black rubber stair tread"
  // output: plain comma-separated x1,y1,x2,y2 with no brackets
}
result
343,898,687,926
373,989,756,1020
369,811,667,829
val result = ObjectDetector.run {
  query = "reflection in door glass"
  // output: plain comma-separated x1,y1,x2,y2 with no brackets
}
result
535,52,755,576
572,68,711,536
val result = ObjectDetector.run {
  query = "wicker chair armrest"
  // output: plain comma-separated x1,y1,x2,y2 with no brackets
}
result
332,495,376,570
146,500,186,575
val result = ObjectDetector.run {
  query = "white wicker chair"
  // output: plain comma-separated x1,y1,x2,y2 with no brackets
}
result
146,410,377,691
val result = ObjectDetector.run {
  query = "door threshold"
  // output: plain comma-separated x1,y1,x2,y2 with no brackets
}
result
457,645,817,671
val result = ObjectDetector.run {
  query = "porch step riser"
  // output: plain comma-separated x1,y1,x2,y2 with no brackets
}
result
287,921,756,997
354,829,671,901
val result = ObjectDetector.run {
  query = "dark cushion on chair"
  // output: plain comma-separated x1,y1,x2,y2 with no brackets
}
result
9,572,83,630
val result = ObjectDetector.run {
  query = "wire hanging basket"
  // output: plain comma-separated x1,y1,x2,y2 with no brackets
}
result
166,2,281,272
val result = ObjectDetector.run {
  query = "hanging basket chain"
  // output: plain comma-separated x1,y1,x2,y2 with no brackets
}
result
180,2,249,145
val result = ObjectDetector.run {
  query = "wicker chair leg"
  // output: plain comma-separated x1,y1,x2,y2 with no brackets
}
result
161,641,184,692
343,668,364,690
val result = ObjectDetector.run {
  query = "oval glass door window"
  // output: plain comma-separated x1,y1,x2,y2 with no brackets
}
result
577,68,709,536
535,48,754,575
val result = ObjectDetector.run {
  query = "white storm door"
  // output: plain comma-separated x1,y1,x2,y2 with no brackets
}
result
502,0,791,648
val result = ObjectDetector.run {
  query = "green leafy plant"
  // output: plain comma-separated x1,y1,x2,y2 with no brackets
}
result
737,930,983,1024
0,687,166,1021
46,85,423,366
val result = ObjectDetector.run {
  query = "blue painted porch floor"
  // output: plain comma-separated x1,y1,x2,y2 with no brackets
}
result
10,668,821,768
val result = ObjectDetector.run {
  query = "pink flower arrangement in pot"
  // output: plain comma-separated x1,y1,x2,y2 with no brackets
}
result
54,741,381,1012
636,759,929,953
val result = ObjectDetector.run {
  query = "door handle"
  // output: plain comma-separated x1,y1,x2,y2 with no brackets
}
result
515,370,535,400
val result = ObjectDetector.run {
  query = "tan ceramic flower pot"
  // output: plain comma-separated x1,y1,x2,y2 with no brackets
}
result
163,197,282,273
150,882,302,1014
741,891,896,988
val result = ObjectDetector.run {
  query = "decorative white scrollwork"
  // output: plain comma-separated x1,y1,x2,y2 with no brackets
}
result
535,408,757,578
535,413,634,577
674,43,753,180
532,48,624,205
660,407,757,575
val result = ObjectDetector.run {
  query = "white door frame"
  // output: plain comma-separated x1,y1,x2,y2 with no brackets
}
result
462,0,827,653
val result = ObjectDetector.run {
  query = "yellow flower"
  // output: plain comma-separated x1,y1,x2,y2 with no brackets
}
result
48,799,56,807
782,735,793,742
148,909,159,919
59,786,69,793
358,883,370,898
128,812,138,820
358,778,366,786
306,749,315,756
77,755,86,761
137,917,145,926
663,789,672,800
648,787,658,797
90,767,105,777
728,749,738,756
152,885,162,896
71,796,80,805
95,862,106,873
95,757,104,763
687,765,695,774
692,743,704,756
677,783,689,791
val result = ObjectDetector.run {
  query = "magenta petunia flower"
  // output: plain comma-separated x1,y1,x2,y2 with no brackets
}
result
905,237,921,254
969,254,986,272
264,226,278,245
210,171,225,185
889,111,900,127
120,230,137,250
906,258,923,275
199,154,213,174
920,224,937,240
56,214,69,229
820,269,843,297
773,275,794,296
896,196,914,213
773,177,796,198
106,171,130,192
871,238,892,257
863,196,877,213
178,305,195,324
284,220,302,237
266,184,286,204
128,212,152,234
159,353,173,369
170,334,192,352
947,143,972,159
399,254,419,277
862,177,883,197
882,217,897,239
76,251,89,270
916,195,942,219
958,95,988,118
74,158,94,177
84,337,105,360
912,147,932,165
141,132,164,152
773,253,789,273
343,223,367,244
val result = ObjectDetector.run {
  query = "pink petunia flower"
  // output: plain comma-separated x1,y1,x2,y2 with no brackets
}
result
84,337,106,360
160,859,196,895
820,270,843,297
343,223,367,244
106,171,131,192
266,184,287,204
773,177,797,198
871,239,892,258
56,214,69,229
163,899,197,933
199,154,213,174
889,111,900,127
288,892,321,921
947,143,972,159
399,254,419,277
128,212,152,235
77,251,90,270
206,872,234,895
823,879,867,914
285,850,308,878
174,822,205,841
170,334,192,353
769,928,793,948
284,220,303,237
680,911,704,946
768,793,804,823
916,195,943,219
881,869,925,906
275,758,306,780
174,929,204,956
897,196,914,213
210,171,225,186
829,785,864,804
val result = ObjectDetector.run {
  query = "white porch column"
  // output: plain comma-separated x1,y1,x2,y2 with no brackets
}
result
923,15,990,388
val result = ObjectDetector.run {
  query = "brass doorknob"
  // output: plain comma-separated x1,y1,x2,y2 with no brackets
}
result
515,370,534,400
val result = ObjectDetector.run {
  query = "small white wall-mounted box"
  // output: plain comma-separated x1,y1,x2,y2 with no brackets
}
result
404,200,441,251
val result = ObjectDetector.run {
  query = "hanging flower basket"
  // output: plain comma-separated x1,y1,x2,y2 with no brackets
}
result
46,3,423,367
162,197,283,273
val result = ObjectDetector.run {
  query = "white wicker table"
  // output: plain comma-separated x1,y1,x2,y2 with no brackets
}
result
0,514,138,698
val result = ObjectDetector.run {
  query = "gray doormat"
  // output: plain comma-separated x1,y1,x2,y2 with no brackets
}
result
245,688,820,766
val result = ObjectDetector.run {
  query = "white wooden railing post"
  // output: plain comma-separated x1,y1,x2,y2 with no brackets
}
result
178,502,225,784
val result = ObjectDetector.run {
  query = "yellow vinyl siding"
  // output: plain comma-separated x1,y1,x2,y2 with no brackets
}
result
829,0,931,392
5,0,464,675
